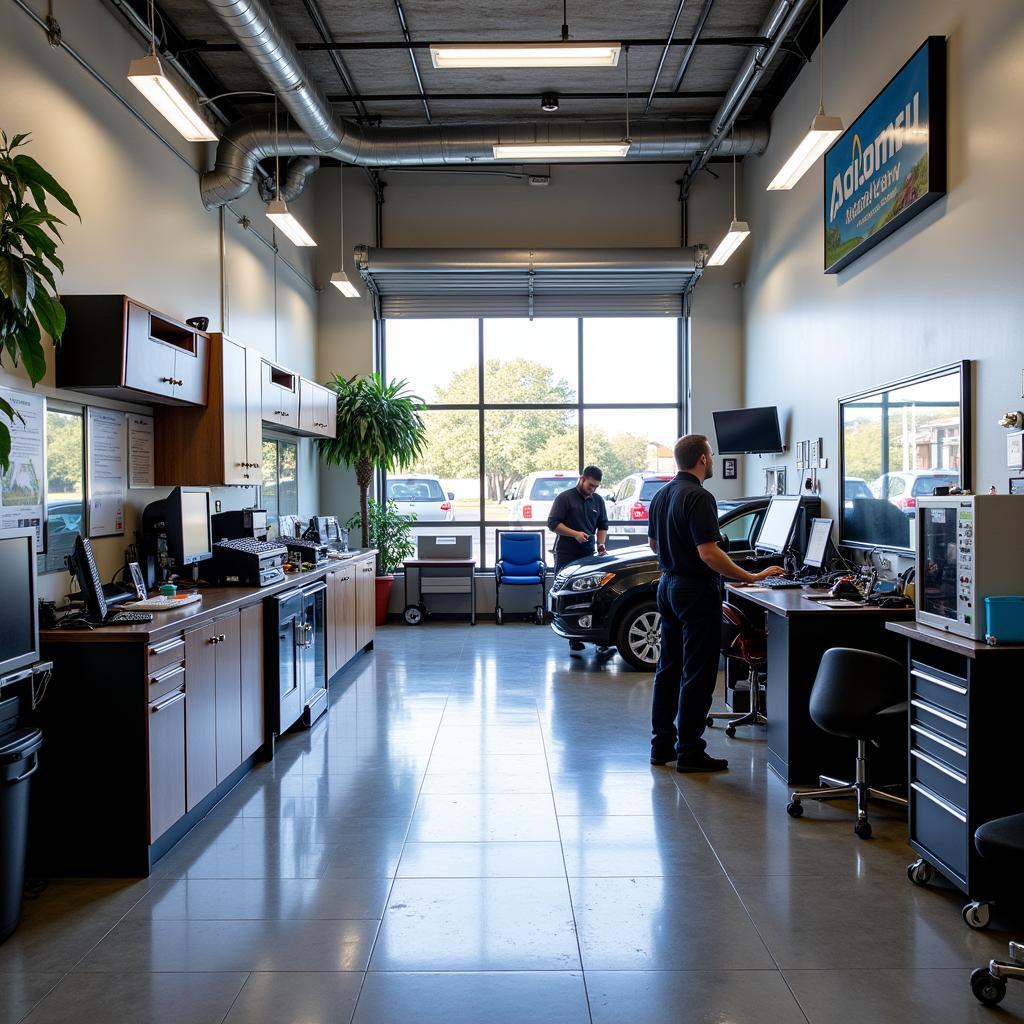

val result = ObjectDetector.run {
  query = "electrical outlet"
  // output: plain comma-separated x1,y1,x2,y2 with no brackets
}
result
215,499,223,513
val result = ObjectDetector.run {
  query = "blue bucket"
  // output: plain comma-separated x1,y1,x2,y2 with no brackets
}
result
984,596,1024,645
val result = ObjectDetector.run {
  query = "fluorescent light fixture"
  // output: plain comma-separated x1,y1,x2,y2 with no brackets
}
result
706,220,750,266
430,42,621,69
127,54,217,142
493,142,630,161
766,112,844,190
265,198,317,247
330,271,360,298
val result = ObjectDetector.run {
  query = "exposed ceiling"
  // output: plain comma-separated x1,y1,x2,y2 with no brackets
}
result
112,0,848,141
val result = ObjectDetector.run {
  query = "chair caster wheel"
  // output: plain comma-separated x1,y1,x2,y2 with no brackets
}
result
854,820,872,840
907,859,935,886
963,901,993,930
403,604,424,625
725,724,736,738
971,967,1007,1006
786,799,803,818
495,607,503,625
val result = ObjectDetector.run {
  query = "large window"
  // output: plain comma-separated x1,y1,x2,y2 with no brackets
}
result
262,437,298,536
40,406,85,575
384,317,683,568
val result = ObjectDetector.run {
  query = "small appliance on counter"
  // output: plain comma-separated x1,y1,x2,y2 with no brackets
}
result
211,507,268,542
283,538,329,567
305,515,348,551
210,538,287,587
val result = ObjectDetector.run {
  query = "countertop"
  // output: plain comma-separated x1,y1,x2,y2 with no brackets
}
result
885,619,1024,658
726,582,916,619
41,550,378,646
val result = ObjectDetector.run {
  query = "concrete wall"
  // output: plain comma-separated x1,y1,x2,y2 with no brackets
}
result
741,0,1024,556
1,0,320,600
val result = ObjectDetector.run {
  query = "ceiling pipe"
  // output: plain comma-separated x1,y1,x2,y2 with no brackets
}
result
670,0,715,92
199,0,771,208
257,155,321,202
643,0,689,115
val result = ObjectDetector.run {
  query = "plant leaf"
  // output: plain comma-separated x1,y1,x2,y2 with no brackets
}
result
12,155,79,218
0,424,11,474
33,290,66,341
0,256,28,309
15,313,45,384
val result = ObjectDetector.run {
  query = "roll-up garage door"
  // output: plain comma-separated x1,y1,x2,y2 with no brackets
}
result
354,247,703,318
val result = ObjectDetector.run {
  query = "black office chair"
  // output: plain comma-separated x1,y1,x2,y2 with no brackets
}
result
707,603,767,737
785,647,908,839
971,814,1024,1007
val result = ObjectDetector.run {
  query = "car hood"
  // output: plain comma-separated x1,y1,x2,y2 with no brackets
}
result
556,545,655,578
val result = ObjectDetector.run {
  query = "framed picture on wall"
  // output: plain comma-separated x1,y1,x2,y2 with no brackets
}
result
722,457,737,480
1009,477,1024,495
1007,431,1023,471
764,467,787,495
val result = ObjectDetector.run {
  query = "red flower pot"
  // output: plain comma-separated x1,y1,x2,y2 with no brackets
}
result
374,575,394,626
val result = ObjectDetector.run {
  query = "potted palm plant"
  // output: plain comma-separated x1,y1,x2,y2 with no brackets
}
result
0,131,79,469
319,373,427,624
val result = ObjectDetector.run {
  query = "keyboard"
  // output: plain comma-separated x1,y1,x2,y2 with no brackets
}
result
105,611,154,624
123,593,203,612
759,577,805,589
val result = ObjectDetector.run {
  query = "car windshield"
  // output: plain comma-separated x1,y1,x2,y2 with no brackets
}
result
529,477,575,501
912,474,958,496
639,479,671,501
387,479,445,501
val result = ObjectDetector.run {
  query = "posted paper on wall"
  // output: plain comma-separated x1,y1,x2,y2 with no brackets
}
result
87,407,125,537
0,386,45,552
127,413,155,488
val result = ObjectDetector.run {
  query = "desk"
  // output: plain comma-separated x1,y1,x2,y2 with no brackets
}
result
886,620,1024,911
403,558,477,625
726,584,913,784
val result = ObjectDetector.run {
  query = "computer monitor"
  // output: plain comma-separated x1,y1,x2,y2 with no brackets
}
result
165,487,213,567
803,517,834,569
754,495,802,554
0,528,39,676
71,532,109,623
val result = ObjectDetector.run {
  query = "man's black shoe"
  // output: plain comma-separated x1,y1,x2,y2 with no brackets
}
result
569,640,585,653
676,753,729,773
650,750,675,766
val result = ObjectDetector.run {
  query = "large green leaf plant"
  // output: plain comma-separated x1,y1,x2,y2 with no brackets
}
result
319,373,427,558
0,131,79,469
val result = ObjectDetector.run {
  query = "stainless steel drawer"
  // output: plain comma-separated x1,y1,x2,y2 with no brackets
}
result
910,696,967,747
911,662,968,718
911,782,968,882
911,748,967,812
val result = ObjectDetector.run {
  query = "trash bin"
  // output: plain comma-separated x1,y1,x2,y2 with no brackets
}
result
0,727,43,944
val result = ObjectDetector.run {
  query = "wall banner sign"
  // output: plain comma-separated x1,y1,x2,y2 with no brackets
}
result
824,36,946,274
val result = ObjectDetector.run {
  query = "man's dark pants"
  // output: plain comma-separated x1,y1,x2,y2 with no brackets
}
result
651,574,723,758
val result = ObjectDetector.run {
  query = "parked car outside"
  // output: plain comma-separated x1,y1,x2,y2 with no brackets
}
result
606,473,675,535
871,471,959,514
385,475,455,522
843,477,874,501
548,495,821,670
507,469,578,523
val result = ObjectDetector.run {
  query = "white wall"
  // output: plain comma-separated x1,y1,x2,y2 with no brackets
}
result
742,0,1024,546
1,0,320,600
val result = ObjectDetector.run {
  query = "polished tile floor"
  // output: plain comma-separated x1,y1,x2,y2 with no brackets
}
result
2,624,1021,1023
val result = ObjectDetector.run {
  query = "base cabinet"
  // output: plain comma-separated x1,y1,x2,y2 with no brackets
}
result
147,686,186,843
240,604,265,759
327,566,358,679
355,557,377,650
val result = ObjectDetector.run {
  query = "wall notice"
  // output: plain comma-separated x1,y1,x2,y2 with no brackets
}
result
87,407,125,537
0,386,45,551
127,413,155,489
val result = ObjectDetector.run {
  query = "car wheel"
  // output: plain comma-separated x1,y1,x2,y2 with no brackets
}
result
614,600,662,671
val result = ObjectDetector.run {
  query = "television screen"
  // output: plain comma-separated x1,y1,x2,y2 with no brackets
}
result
713,407,784,454
0,528,39,676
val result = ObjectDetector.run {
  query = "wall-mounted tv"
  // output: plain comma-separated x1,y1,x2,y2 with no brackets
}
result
838,361,971,554
712,407,784,455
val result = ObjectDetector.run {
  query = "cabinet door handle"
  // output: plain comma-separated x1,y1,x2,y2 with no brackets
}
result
217,633,226,643
911,782,967,823
911,668,967,696
150,636,185,656
160,376,174,383
150,663,185,685
911,748,967,785
208,635,220,645
911,699,966,730
151,689,186,713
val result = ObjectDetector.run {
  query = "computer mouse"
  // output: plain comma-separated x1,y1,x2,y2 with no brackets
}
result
829,579,863,600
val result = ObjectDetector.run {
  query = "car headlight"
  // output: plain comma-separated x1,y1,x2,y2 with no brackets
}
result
570,571,616,592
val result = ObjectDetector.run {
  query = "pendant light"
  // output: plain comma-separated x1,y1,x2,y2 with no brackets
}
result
330,168,359,298
265,100,316,247
766,1,843,191
707,152,750,266
127,0,216,142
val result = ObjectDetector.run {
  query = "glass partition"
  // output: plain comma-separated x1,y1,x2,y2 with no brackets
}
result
839,361,970,552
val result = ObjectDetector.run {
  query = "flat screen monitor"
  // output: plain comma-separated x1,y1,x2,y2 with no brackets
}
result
0,528,39,676
166,487,212,566
803,518,833,569
754,495,801,554
839,361,970,554
713,407,784,454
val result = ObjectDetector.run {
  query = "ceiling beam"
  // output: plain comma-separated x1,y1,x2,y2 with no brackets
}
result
218,89,778,105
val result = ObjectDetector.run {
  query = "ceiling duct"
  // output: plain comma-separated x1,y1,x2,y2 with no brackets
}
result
199,0,771,208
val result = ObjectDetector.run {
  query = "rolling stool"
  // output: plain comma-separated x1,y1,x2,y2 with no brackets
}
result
707,603,767,737
971,814,1024,1007
785,647,908,839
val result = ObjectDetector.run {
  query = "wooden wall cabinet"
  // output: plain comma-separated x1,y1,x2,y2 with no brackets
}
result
262,361,300,428
57,295,209,406
299,378,337,438
155,334,263,486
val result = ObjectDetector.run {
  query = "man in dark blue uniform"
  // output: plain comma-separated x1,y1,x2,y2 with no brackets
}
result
647,435,784,772
548,466,609,652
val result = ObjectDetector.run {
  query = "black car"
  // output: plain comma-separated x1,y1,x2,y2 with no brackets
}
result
548,495,821,670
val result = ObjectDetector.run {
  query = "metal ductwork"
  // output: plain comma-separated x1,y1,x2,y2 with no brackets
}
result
258,155,321,202
199,0,772,208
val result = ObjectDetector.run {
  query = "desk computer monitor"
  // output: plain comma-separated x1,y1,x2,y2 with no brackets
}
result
165,487,213,568
754,495,802,554
0,527,39,676
803,517,833,569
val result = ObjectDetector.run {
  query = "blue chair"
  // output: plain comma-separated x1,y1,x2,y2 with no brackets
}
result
494,530,547,625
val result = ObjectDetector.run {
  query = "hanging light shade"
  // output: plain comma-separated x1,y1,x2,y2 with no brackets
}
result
266,198,317,247
707,221,751,266
330,271,360,298
127,56,217,142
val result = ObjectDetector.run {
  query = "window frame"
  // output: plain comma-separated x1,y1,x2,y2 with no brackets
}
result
380,316,685,571
38,399,86,575
261,433,299,535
